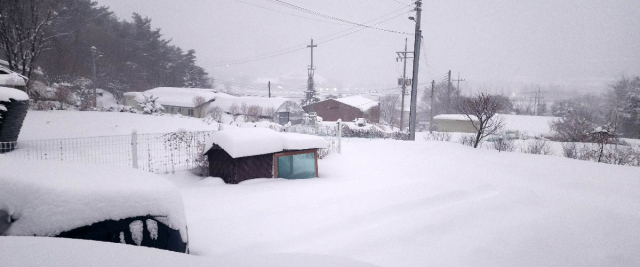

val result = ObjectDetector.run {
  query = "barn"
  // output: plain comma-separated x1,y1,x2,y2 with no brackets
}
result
203,128,327,184
432,114,478,133
303,95,380,123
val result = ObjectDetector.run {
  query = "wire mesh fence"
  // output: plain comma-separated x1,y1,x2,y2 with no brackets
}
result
0,131,212,174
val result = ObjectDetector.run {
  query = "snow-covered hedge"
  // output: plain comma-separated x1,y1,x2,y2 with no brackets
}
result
0,156,188,242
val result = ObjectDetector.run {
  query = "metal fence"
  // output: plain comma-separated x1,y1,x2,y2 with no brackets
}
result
0,131,212,174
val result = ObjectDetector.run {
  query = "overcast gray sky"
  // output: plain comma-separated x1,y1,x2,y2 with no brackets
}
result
96,0,640,94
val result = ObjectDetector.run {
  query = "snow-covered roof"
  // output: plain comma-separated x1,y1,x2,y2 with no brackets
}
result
204,128,327,158
0,156,187,242
433,114,479,122
125,87,229,108
334,96,379,112
207,96,301,114
0,86,29,102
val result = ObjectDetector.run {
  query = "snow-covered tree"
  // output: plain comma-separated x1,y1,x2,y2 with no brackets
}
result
301,78,320,107
608,76,640,138
136,94,163,114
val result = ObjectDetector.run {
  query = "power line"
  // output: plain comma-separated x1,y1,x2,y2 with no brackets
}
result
265,0,412,35
205,6,413,67
233,0,351,26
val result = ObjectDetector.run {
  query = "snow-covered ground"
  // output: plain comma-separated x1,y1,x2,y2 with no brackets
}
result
166,139,640,267
0,236,375,267
18,111,219,140
4,110,640,266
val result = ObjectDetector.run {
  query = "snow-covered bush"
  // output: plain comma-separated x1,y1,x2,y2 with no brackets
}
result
136,94,164,115
458,134,477,147
207,106,223,123
522,139,554,155
263,107,275,122
246,105,263,122
423,132,452,142
490,137,515,152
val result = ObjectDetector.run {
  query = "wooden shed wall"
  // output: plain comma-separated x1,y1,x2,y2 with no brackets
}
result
206,146,274,184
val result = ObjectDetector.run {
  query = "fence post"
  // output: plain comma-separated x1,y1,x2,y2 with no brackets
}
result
337,120,342,154
131,130,139,169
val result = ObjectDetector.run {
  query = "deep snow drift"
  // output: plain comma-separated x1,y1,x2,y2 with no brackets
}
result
171,139,640,267
0,156,187,241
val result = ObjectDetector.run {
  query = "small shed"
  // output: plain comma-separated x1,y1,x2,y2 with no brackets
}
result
432,114,478,133
203,128,327,184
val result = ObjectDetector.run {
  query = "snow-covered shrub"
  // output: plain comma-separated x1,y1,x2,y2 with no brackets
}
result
522,139,554,155
229,102,239,115
246,105,263,122
458,134,477,147
561,142,579,159
423,132,452,142
207,106,223,123
136,94,164,115
263,107,275,122
103,105,137,113
491,137,515,152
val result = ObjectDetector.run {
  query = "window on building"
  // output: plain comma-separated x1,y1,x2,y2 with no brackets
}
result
188,109,194,116
274,150,317,179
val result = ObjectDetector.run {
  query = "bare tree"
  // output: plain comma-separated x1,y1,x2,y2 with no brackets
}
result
588,126,617,163
207,106,223,123
247,105,263,122
240,102,248,121
457,93,505,148
0,0,61,91
229,102,239,115
379,94,400,128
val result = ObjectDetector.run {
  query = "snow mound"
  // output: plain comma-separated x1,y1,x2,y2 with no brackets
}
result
0,73,27,87
0,236,377,267
0,86,29,102
203,128,327,158
0,156,188,242
334,95,378,112
433,114,479,122
125,87,229,108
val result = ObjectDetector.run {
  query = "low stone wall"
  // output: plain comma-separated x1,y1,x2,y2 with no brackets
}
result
0,99,29,153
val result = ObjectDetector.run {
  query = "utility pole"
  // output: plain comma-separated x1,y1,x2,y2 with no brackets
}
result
429,79,435,133
396,38,413,131
91,46,98,108
453,72,465,96
408,0,422,141
446,70,452,113
268,81,271,98
305,39,318,109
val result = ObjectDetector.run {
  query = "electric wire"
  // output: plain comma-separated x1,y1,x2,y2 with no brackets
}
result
233,0,351,26
205,6,413,68
265,0,412,35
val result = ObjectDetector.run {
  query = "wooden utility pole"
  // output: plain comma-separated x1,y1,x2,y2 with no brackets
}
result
446,70,452,113
453,72,465,95
268,81,271,98
408,0,423,141
429,79,435,133
396,38,413,130
306,39,318,108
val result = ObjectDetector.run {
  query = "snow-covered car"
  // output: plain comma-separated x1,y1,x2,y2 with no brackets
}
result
0,156,189,253
355,118,366,127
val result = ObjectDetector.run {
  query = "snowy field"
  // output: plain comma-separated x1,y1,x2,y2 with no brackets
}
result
3,111,640,266
165,139,639,267
17,111,218,140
